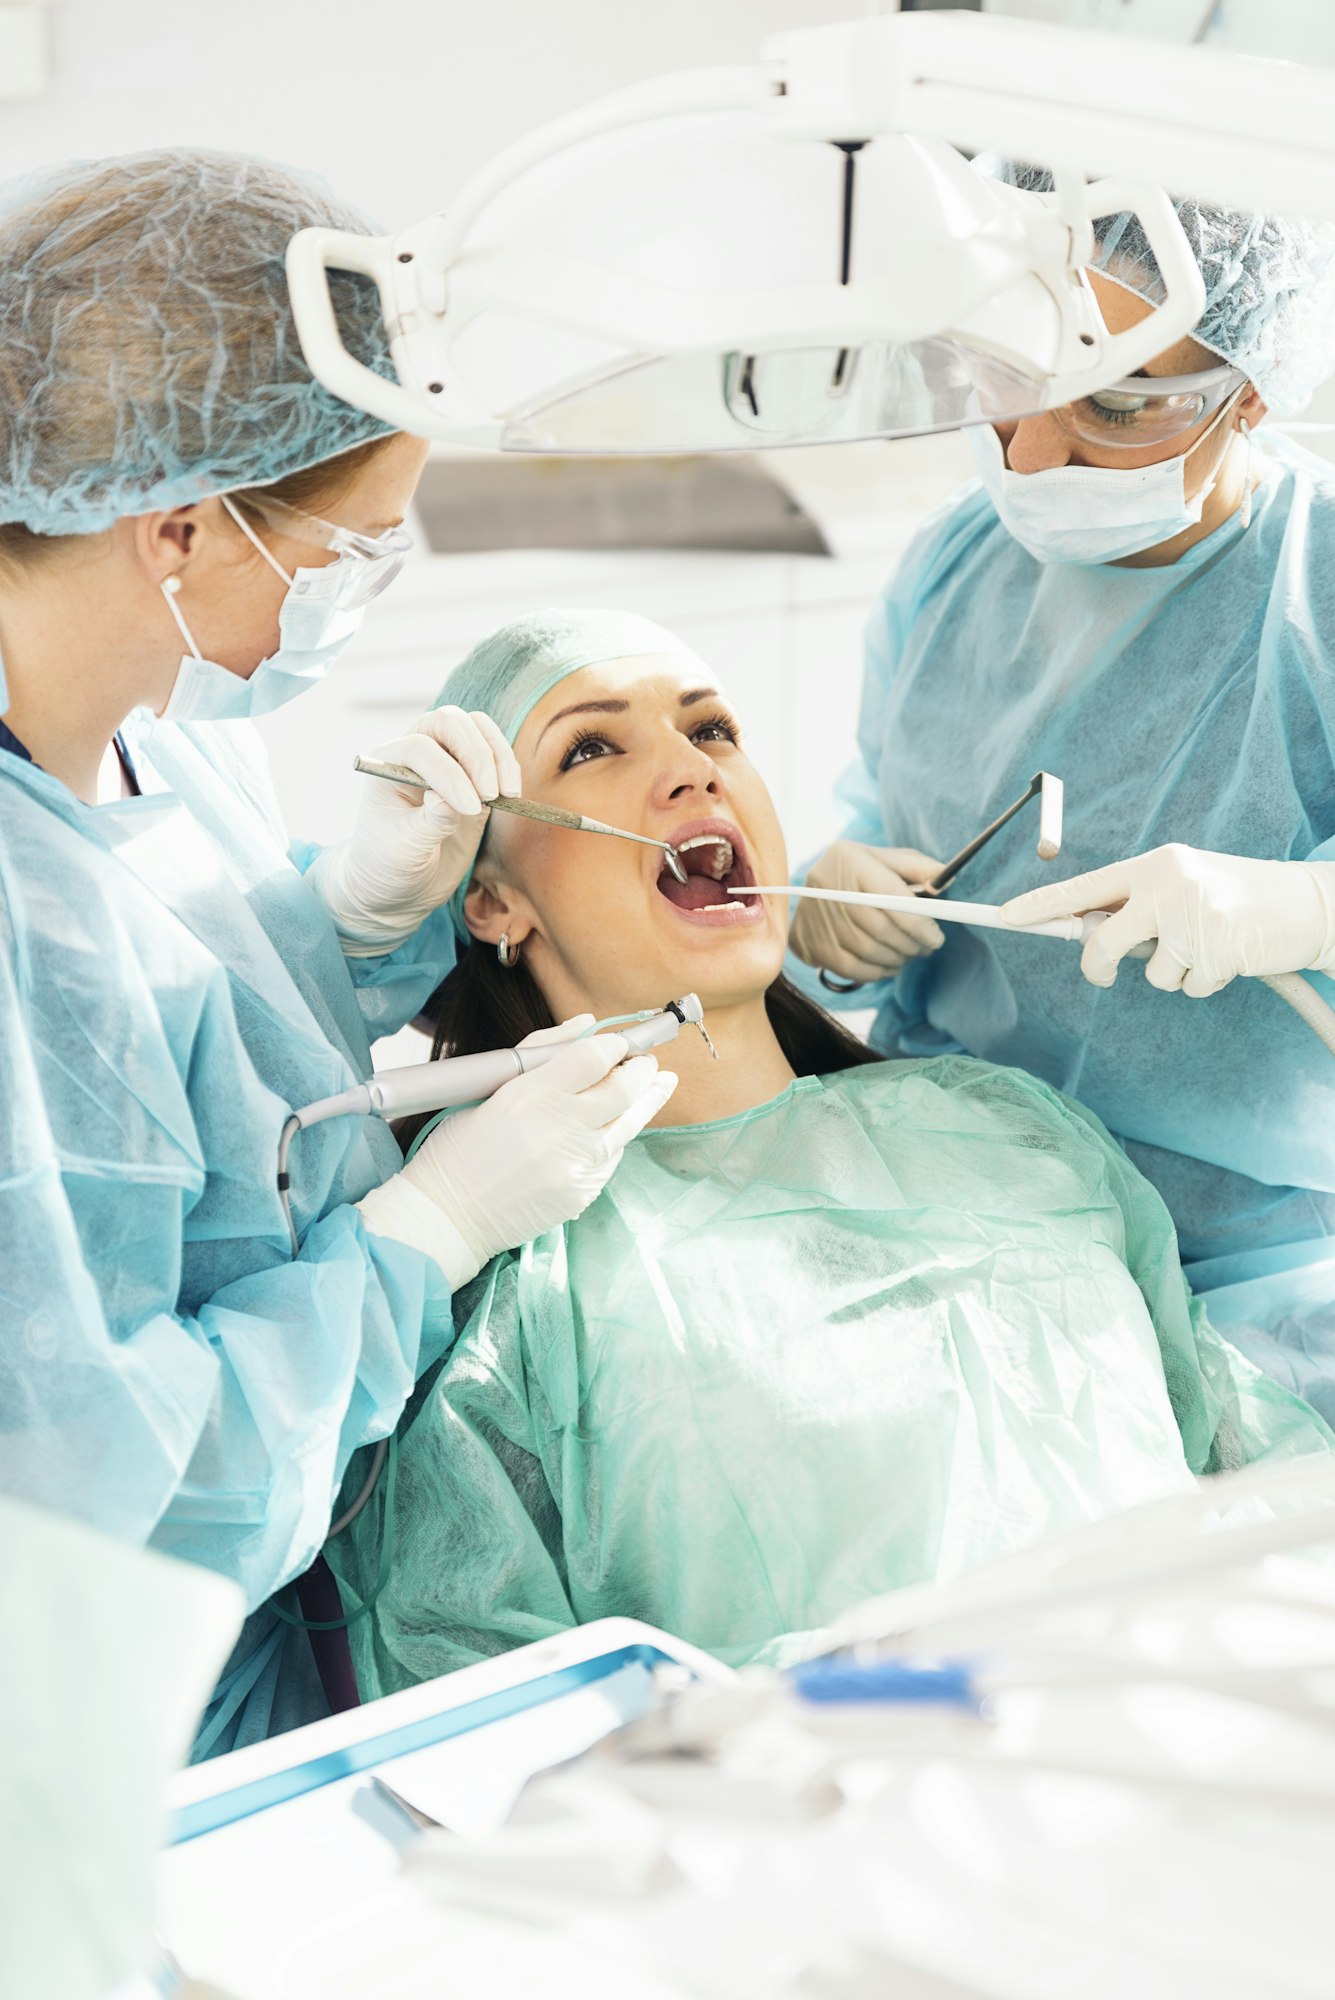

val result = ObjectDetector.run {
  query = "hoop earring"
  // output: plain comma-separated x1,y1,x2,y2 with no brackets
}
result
497,932,520,968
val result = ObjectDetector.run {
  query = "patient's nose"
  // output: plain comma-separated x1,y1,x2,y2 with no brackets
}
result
654,741,723,810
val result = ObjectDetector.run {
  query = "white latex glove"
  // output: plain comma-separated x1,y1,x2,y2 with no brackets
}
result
309,707,522,957
1002,845,1335,995
356,1016,679,1288
788,839,947,983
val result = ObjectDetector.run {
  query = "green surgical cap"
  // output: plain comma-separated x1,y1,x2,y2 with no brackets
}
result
436,607,710,940
984,160,1335,416
0,147,395,537
434,607,706,742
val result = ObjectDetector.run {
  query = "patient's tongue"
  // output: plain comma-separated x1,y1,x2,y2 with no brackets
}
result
658,870,730,910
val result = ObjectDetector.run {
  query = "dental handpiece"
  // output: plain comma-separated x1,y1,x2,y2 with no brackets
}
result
353,755,689,884
277,996,707,1257
289,994,705,1132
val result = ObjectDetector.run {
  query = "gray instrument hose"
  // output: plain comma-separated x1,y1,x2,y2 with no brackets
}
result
1263,971,1335,1057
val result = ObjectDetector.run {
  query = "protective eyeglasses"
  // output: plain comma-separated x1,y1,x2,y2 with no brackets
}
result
225,490,414,607
1052,362,1247,452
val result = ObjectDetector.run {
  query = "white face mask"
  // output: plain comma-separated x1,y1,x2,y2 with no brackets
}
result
156,500,373,723
967,391,1244,566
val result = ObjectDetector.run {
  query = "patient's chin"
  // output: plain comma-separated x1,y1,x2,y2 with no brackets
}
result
676,932,787,1012
534,907,783,1026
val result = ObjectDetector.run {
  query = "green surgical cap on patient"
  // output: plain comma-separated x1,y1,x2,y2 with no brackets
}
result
984,160,1335,416
0,147,395,537
434,607,706,743
436,607,710,943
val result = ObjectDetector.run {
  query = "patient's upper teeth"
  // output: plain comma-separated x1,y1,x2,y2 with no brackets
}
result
677,833,734,878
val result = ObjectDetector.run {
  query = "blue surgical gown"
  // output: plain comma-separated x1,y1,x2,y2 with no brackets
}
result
0,709,459,1755
795,434,1335,1423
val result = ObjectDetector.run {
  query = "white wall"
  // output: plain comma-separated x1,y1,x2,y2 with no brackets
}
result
0,0,853,219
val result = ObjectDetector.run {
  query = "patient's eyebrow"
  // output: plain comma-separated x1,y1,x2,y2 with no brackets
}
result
536,698,630,746
679,688,720,707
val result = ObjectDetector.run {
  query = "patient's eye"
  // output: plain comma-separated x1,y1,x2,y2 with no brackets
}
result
691,712,740,747
560,727,621,771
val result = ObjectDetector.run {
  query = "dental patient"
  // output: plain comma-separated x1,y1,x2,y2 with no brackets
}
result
330,611,1332,1694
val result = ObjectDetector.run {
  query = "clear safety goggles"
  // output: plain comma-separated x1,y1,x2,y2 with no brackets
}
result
1051,362,1246,452
229,490,414,607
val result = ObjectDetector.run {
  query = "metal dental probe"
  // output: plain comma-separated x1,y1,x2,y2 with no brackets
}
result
918,770,1065,897
818,771,1065,994
353,754,689,883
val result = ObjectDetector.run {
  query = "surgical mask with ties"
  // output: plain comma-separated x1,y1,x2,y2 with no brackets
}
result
967,389,1244,566
157,495,409,723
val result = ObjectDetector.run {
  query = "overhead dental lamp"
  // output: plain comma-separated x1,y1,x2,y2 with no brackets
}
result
286,8,1335,455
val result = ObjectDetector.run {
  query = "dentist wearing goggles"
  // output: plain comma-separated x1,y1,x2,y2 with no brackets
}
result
792,170,1335,1421
0,148,671,1758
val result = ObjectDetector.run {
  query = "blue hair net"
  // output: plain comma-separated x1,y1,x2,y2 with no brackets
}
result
988,162,1335,416
0,148,396,537
435,607,709,939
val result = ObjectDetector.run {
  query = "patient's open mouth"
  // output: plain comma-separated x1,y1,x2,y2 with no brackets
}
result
656,821,762,925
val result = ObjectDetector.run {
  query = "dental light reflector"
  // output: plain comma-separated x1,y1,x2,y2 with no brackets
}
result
498,335,1059,456
287,65,1203,454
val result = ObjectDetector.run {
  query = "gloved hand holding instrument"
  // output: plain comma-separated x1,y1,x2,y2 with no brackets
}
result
791,772,1063,992
787,840,948,986
768,809,1335,1055
1001,844,1335,995
356,1018,679,1289
308,705,523,954
280,999,707,1272
280,1000,698,1559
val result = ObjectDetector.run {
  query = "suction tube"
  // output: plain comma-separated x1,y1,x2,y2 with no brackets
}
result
1261,972,1335,1057
1078,916,1335,1057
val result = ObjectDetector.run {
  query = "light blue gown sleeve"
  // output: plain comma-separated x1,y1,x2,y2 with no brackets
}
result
1038,1088,1335,1472
289,838,459,1040
0,875,456,1615
333,1255,578,1700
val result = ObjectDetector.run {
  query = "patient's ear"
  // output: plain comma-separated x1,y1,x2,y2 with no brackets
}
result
463,877,536,949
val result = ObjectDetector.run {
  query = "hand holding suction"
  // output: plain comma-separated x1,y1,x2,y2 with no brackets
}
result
1003,845,1335,994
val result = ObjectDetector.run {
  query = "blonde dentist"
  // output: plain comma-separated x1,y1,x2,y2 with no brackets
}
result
0,147,671,1758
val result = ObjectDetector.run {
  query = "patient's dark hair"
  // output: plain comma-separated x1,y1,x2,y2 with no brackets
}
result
396,938,879,1153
